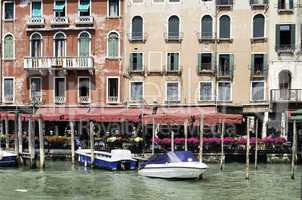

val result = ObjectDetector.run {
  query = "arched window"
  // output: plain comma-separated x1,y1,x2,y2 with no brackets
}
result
168,15,180,38
253,14,265,38
3,34,14,59
30,33,42,57
108,32,119,58
78,32,91,57
131,16,143,40
219,15,230,39
279,70,292,100
54,32,66,57
201,15,213,39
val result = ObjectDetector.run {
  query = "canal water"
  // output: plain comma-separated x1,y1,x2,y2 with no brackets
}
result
0,162,301,200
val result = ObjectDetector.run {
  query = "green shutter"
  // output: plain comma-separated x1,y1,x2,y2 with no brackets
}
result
275,24,280,50
211,53,215,71
138,53,143,70
291,24,295,49
229,54,234,77
129,53,133,70
4,35,13,58
251,54,255,72
175,53,179,70
79,38,89,57
167,53,171,70
263,54,268,77
198,53,202,71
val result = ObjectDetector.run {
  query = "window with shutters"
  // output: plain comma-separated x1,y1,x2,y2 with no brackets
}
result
129,53,144,72
275,24,295,52
278,0,294,11
30,33,42,57
251,54,267,77
107,77,119,103
198,53,213,72
54,77,66,104
78,0,90,16
251,81,265,101
30,77,42,102
217,81,231,102
78,77,90,104
218,54,233,78
54,0,66,17
3,77,14,103
201,15,213,40
131,16,144,41
167,15,181,41
130,81,144,102
219,15,231,39
253,14,265,38
3,1,14,20
166,81,180,103
78,31,91,57
108,0,119,17
200,81,213,101
167,53,180,72
107,32,119,58
3,34,14,59
54,32,66,57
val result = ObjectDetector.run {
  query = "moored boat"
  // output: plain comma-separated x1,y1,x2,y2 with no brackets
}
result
0,151,17,167
139,151,208,179
76,149,137,170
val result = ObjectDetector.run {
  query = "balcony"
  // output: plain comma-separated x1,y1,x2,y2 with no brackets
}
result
164,32,184,42
164,65,182,75
128,65,145,75
275,45,295,54
3,95,14,104
51,17,69,26
271,89,302,102
217,66,234,79
216,0,233,9
55,96,65,104
197,32,215,43
250,0,268,9
75,16,94,25
79,96,90,104
251,66,267,79
27,17,45,27
198,64,215,74
24,57,94,70
107,96,119,104
278,3,294,13
128,33,148,42
31,95,42,103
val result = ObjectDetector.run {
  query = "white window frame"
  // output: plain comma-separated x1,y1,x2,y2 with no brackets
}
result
106,31,120,59
30,77,42,102
200,14,214,39
166,15,182,38
216,81,232,102
78,76,91,104
130,15,144,39
30,0,43,17
107,0,121,18
3,1,15,21
129,81,144,102
2,33,15,60
77,31,92,57
106,76,120,104
53,31,67,57
165,81,181,102
166,51,180,71
250,80,266,102
199,81,214,102
218,14,232,39
29,32,43,57
129,51,144,70
251,13,266,39
53,76,66,104
2,77,15,103
77,0,91,16
53,0,67,17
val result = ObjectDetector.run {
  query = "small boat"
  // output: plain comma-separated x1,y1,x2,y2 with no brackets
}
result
0,151,17,167
139,151,208,179
76,149,137,170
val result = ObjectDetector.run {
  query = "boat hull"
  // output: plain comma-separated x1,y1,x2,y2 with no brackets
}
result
0,153,17,167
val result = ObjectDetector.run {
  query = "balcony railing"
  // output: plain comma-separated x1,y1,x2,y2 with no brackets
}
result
271,89,302,102
198,63,215,74
128,33,148,42
216,0,233,7
51,17,69,26
275,45,295,53
164,32,184,42
24,57,94,70
217,66,234,78
128,65,145,73
55,96,65,104
251,65,267,78
79,96,90,104
31,95,42,103
250,0,268,7
75,16,94,25
27,16,45,26
107,96,119,104
197,32,214,42
3,95,13,103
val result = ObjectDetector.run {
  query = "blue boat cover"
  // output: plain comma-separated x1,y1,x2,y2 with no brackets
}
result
141,151,197,168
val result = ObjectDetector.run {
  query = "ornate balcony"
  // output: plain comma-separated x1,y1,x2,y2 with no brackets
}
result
79,96,90,104
24,57,94,70
75,16,94,25
271,89,302,102
27,17,45,27
55,96,65,104
164,32,184,42
128,32,148,42
51,17,69,26
107,96,119,104
3,95,14,104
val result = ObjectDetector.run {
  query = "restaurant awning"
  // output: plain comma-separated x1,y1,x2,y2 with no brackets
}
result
0,112,16,121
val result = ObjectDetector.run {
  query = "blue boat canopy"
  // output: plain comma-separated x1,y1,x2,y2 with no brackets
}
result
141,151,198,168
54,1,65,12
78,0,90,12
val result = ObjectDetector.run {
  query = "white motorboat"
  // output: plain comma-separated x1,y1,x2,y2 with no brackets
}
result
0,151,17,167
139,151,208,179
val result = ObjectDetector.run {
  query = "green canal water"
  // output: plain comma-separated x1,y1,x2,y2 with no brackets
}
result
0,162,301,200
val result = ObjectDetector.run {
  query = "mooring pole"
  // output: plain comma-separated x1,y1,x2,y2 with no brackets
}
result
28,117,35,168
15,113,19,159
70,121,75,164
5,118,9,149
152,118,155,155
255,118,259,170
220,121,225,170
38,117,45,169
291,120,297,180
18,114,23,154
246,118,250,180
184,120,188,151
171,127,174,152
199,114,204,162
89,121,95,167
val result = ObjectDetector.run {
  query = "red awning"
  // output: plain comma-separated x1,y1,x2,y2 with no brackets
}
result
0,112,16,120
